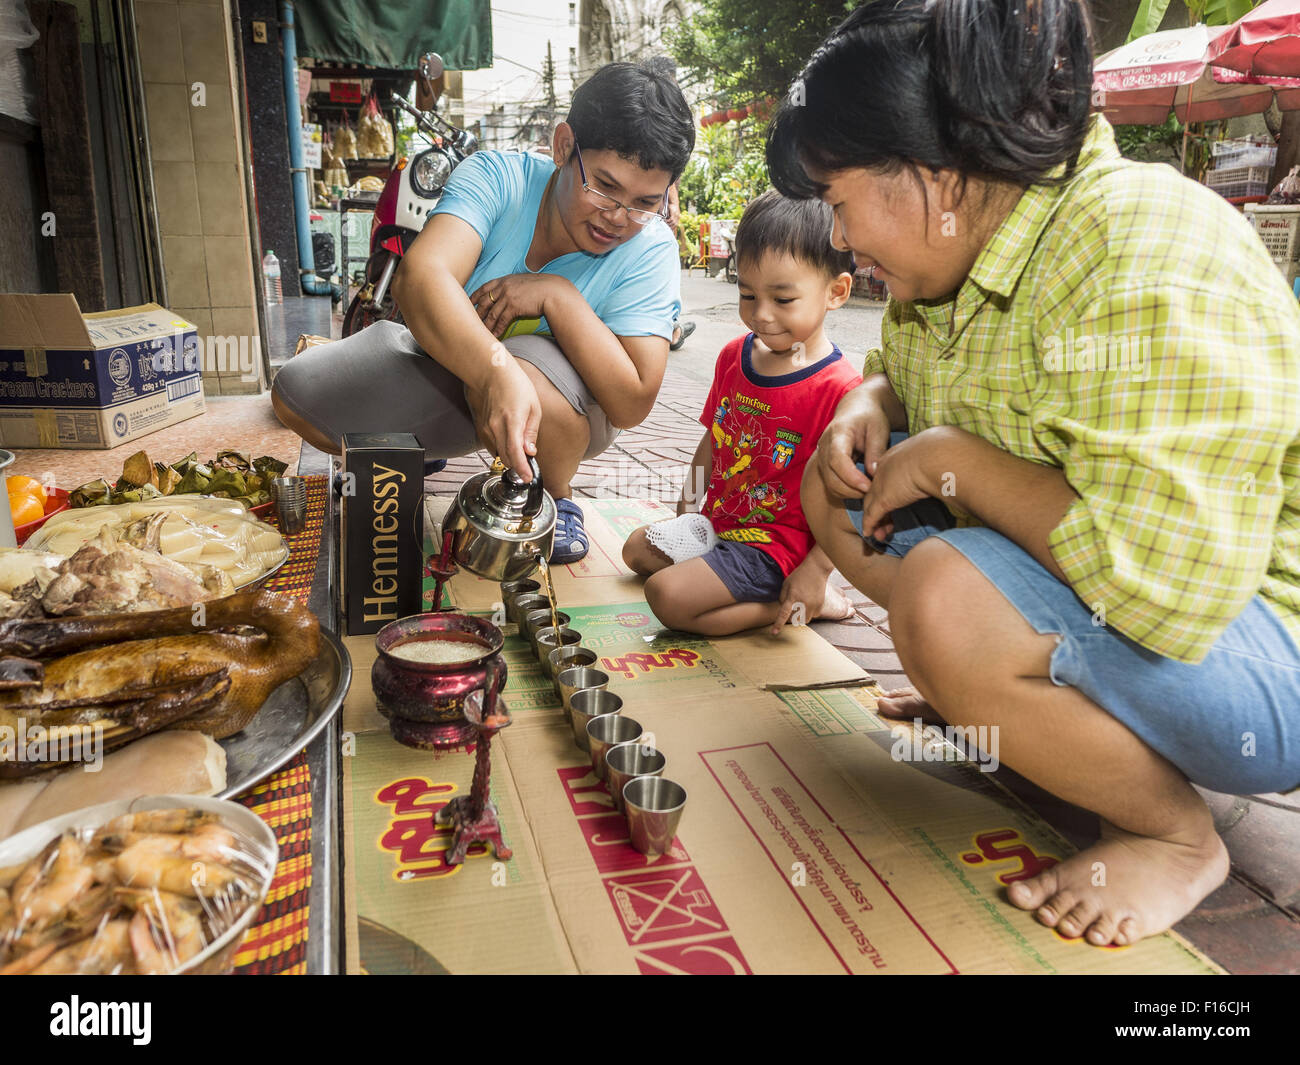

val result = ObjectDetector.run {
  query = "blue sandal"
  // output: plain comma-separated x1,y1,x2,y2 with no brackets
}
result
550,498,589,564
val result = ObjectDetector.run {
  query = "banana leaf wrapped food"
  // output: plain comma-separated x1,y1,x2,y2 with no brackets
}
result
68,450,286,510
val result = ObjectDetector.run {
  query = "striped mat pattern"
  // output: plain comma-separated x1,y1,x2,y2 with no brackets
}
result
232,474,327,975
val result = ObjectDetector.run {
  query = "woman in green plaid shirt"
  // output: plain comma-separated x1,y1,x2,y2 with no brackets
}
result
772,0,1300,949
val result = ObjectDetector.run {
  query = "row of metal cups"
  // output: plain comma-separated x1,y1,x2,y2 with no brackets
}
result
503,579,687,858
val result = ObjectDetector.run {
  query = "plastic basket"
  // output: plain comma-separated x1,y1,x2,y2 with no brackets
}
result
1245,204,1300,265
1205,165,1272,199
1212,138,1278,170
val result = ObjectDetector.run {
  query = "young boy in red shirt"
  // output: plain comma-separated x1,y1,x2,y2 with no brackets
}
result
623,191,862,635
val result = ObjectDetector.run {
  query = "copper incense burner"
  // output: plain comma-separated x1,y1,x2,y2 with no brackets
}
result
372,612,513,864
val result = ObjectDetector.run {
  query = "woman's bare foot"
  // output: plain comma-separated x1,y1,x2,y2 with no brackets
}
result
874,686,944,724
1007,817,1229,946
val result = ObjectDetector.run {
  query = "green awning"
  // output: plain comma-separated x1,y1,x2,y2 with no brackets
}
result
294,0,492,71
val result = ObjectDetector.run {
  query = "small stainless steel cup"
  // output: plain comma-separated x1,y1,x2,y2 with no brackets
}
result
587,714,643,781
558,666,608,714
568,688,622,752
501,580,541,624
604,741,666,813
524,610,571,658
510,594,551,633
548,646,597,695
623,776,687,857
535,625,580,671
271,476,308,535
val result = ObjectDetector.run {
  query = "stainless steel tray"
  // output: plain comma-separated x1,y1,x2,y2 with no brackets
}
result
218,628,352,798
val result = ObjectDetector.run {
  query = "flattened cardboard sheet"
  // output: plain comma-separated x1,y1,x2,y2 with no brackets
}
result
342,630,1221,975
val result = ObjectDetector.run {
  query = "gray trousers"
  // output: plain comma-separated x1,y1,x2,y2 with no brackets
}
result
271,321,620,465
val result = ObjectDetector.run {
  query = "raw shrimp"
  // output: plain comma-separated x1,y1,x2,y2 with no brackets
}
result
6,882,114,957
6,835,95,928
94,823,237,864
114,838,249,899
30,918,133,974
93,808,217,843
119,888,207,974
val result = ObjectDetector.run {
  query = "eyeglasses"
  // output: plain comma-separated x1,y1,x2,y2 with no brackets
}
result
572,139,669,227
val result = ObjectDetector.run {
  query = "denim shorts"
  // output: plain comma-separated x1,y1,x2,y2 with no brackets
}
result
844,442,1300,796
701,540,787,604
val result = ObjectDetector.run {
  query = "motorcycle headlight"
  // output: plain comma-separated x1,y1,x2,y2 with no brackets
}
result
411,149,452,197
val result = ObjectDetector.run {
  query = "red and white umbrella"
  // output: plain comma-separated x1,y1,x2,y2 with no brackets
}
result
1212,0,1300,80
1094,24,1300,124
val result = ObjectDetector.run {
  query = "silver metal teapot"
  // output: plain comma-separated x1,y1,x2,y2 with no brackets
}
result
427,457,556,582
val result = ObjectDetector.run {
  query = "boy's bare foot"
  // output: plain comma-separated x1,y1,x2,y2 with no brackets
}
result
1007,818,1229,946
874,686,945,724
815,585,856,622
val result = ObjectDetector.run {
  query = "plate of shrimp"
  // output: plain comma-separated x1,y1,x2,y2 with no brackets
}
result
0,796,277,975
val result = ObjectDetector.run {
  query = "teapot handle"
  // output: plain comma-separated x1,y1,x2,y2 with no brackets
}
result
502,456,544,512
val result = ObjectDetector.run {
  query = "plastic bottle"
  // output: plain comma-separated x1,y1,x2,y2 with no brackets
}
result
262,250,283,306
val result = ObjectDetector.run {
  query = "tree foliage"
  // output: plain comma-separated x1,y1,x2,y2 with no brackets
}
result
1127,0,1258,41
677,117,770,219
667,0,854,104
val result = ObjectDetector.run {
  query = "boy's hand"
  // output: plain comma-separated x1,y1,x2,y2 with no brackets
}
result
771,557,833,635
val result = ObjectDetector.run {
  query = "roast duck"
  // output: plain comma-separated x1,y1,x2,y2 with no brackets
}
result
0,519,320,777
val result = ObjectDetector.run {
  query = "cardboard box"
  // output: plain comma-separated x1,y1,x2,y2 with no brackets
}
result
0,295,205,449
339,432,424,635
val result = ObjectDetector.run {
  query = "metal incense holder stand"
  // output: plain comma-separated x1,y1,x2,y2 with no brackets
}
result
434,689,513,864
376,465,557,865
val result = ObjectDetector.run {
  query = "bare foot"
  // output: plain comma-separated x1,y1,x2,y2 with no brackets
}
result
874,686,945,724
1007,817,1229,946
814,585,856,622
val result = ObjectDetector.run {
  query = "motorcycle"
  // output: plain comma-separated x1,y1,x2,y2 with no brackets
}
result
342,53,479,337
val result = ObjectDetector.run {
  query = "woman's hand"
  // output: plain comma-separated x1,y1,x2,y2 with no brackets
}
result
466,359,542,477
469,274,571,338
814,381,895,499
855,427,956,546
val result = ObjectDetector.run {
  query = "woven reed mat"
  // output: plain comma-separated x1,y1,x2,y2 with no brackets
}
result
232,474,326,975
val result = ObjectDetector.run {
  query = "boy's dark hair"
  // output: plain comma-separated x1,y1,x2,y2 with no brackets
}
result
734,190,855,278
567,59,696,182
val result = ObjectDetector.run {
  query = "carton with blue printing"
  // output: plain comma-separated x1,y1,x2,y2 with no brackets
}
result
0,294,206,450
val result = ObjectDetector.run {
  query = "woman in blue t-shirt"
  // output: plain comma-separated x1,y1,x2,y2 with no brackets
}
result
272,60,694,564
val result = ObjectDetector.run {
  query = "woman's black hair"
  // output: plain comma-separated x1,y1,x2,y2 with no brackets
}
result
568,59,696,182
767,0,1094,199
734,190,856,278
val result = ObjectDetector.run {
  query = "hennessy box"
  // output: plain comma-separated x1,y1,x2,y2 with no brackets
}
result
339,432,424,635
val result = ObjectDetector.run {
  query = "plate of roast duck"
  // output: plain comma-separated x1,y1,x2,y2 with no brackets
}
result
0,518,350,839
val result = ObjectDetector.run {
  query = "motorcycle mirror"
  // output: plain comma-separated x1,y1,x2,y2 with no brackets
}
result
415,52,446,114
418,53,445,81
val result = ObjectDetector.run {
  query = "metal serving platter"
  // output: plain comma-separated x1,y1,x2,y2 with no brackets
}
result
218,627,352,799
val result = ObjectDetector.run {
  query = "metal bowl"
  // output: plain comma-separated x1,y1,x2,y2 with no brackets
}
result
372,613,507,725
0,794,278,975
